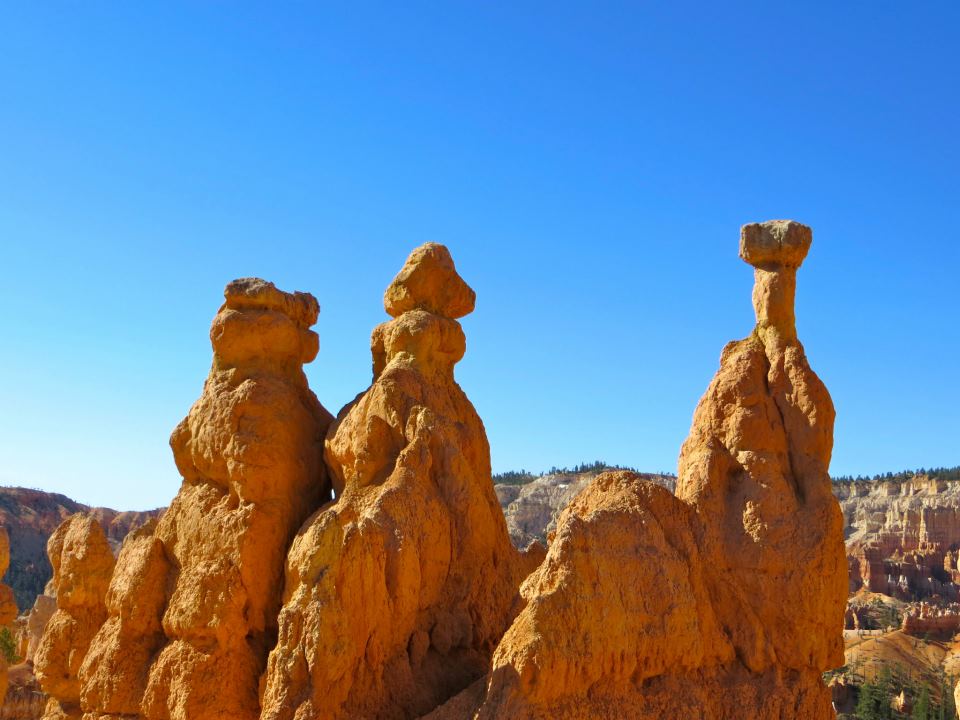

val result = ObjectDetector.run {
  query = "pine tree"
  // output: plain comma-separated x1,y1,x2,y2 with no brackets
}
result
912,685,930,720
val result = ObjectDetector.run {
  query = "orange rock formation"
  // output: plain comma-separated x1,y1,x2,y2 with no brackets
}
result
33,227,848,719
0,528,19,708
260,243,533,720
78,278,333,720
437,220,846,719
33,515,114,720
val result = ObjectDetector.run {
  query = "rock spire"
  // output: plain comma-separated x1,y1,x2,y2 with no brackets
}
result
260,243,535,720
78,278,333,720
434,220,847,719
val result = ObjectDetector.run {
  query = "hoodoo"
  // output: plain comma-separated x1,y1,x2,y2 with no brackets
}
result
78,278,333,720
260,243,535,720
34,515,114,720
438,220,847,719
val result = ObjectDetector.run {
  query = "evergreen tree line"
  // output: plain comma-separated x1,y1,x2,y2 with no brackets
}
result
833,466,960,485
846,664,956,720
492,461,678,486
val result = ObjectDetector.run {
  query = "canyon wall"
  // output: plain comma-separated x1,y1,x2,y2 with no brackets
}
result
839,478,960,599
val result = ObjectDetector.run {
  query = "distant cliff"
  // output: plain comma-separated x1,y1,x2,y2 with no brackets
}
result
0,487,162,610
494,466,676,548
835,469,960,599
495,466,960,602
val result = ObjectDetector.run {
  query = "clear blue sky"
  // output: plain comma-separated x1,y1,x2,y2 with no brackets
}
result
1,3,957,510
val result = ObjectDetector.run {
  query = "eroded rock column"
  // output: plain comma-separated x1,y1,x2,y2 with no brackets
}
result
445,220,846,720
261,243,532,720
34,515,114,720
676,219,846,680
78,278,333,720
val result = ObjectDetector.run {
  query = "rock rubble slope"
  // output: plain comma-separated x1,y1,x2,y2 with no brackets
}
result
261,243,536,720
78,278,333,720
433,220,846,719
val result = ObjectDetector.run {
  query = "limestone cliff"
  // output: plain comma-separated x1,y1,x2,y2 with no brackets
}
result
261,244,534,720
438,220,847,719
78,278,333,720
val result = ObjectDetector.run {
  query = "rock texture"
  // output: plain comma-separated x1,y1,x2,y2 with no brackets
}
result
20,594,57,665
0,487,161,611
78,278,332,720
440,220,847,719
0,528,19,709
837,475,960,599
1,662,46,720
495,470,676,549
33,515,115,720
261,244,534,720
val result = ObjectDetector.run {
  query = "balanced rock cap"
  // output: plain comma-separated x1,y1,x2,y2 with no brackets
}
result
384,243,476,319
224,277,320,328
739,220,812,269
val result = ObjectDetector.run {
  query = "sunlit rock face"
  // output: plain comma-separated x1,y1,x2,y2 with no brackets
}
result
432,221,846,720
260,243,538,720
78,278,333,720
34,515,114,720
0,528,18,710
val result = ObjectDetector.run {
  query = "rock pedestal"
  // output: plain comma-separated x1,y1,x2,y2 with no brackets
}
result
437,220,846,719
78,278,333,720
260,243,533,720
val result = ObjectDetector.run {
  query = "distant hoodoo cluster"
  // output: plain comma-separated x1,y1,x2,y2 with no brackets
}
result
2,221,847,719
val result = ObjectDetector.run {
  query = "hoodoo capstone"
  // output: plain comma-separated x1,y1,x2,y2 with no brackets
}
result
438,220,847,719
260,243,534,720
77,278,333,720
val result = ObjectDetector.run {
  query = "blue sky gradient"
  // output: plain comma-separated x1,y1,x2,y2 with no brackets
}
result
1,3,957,509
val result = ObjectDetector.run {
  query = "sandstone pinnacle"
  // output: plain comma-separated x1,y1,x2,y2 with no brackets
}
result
79,278,333,720
261,243,536,720
431,222,846,719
